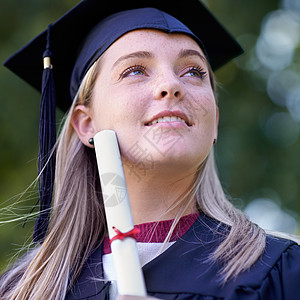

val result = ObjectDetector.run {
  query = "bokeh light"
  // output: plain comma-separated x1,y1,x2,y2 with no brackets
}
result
256,10,299,71
267,69,300,107
244,198,298,234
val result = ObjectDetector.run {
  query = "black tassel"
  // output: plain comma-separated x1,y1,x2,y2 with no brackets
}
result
33,25,56,243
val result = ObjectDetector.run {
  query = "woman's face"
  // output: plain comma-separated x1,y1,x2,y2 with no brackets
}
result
83,29,218,176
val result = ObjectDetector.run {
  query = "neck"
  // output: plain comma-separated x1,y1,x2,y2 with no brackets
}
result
123,162,198,224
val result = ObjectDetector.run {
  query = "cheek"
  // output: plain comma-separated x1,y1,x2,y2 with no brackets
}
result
184,86,216,121
91,87,148,131
191,92,217,141
203,94,217,119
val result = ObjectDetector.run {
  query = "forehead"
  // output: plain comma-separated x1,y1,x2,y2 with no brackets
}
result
101,29,206,60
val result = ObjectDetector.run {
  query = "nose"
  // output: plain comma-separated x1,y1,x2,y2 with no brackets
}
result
153,73,183,100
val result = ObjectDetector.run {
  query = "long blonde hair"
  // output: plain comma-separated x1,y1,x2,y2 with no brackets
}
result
0,57,266,299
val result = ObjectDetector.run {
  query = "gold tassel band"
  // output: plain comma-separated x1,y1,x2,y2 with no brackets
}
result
43,57,53,69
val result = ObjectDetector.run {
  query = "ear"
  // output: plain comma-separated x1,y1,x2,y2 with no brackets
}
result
71,105,95,148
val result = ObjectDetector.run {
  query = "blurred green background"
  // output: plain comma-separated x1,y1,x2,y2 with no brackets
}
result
0,0,299,271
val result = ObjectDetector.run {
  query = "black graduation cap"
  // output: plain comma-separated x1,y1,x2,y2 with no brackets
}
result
4,0,243,242
5,0,243,112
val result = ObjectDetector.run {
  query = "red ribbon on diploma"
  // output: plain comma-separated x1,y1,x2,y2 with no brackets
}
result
110,226,140,244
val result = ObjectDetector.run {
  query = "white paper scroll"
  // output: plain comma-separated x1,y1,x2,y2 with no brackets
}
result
94,130,147,297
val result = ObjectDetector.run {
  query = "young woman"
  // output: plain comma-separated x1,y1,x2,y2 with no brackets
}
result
1,0,299,299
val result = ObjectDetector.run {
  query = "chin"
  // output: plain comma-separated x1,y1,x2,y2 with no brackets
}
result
155,149,205,171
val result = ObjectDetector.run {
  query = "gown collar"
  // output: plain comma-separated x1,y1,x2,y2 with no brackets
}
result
66,213,296,299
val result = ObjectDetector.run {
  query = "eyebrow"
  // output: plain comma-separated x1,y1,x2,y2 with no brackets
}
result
112,51,153,69
178,49,207,63
112,48,207,70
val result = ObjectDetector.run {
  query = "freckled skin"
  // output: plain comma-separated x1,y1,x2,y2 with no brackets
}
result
70,29,219,222
90,29,218,177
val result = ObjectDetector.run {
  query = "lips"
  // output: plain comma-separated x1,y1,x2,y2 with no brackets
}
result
145,110,192,126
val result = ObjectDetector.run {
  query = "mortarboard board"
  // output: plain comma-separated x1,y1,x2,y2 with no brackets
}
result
3,0,243,242
4,0,243,112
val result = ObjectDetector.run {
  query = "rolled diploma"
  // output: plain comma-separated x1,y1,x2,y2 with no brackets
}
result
94,130,147,296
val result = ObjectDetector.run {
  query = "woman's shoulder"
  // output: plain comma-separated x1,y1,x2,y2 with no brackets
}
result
230,234,300,299
267,233,299,253
265,234,300,275
145,223,300,300
257,233,300,278
262,233,300,265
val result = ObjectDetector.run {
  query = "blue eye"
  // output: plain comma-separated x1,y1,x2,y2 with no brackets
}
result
120,65,147,79
184,66,207,79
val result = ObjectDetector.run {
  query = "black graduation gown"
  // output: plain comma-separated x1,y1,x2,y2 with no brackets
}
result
65,214,300,300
